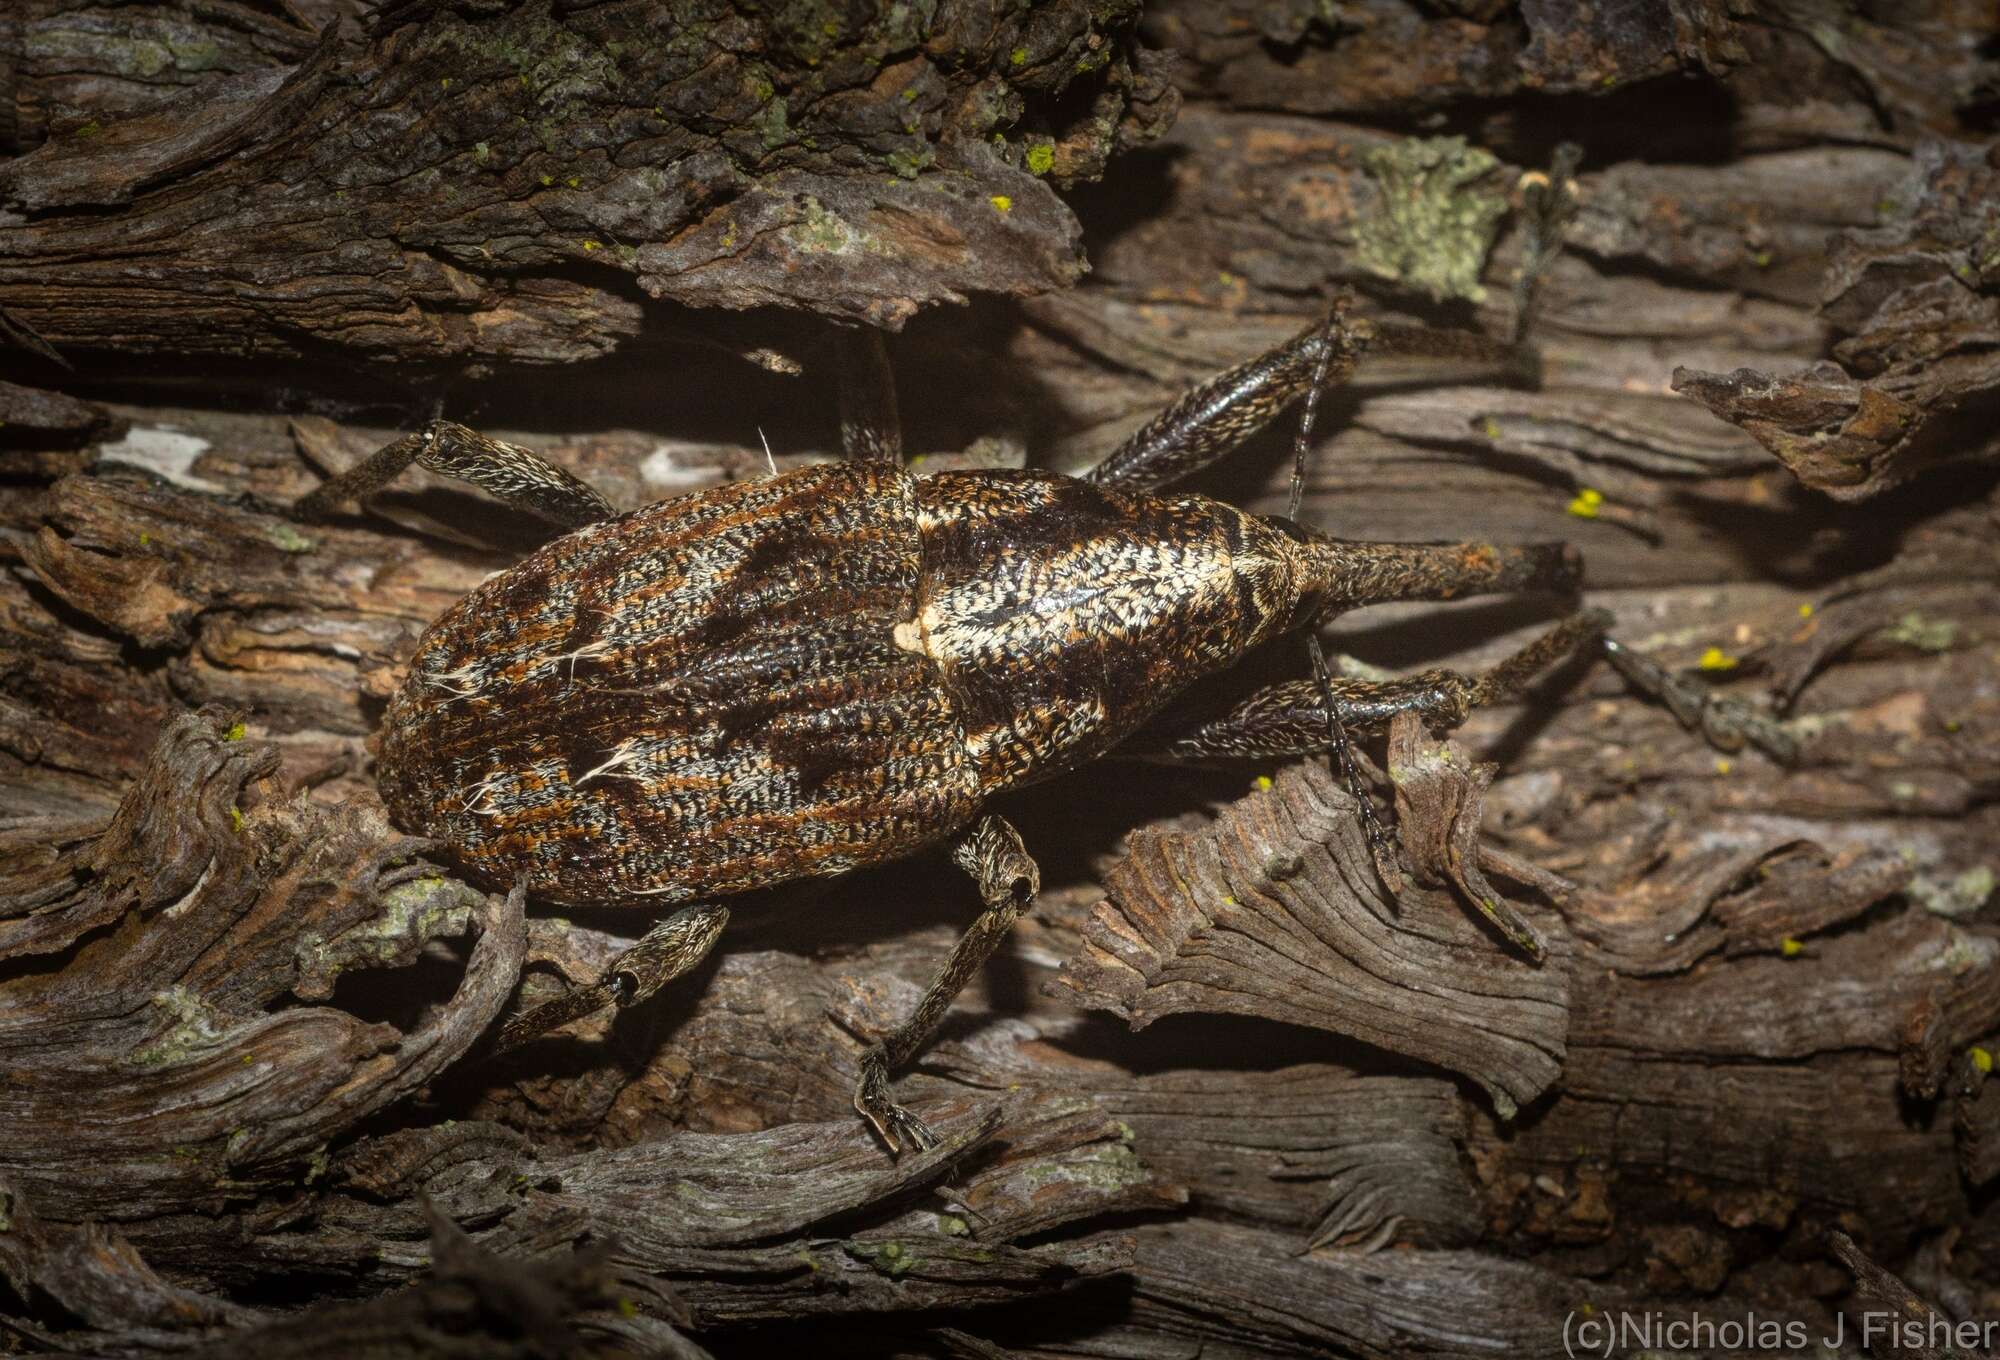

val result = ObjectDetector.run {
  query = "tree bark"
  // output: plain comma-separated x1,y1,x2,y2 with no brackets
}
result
4,1,1999,1356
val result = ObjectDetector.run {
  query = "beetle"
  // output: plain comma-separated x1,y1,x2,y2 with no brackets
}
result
294,305,1613,1154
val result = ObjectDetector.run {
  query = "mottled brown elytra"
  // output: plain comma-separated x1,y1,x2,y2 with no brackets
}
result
295,309,1614,1154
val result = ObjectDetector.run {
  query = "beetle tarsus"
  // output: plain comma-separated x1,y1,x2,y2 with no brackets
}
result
849,815,1038,1157
855,1046,941,1155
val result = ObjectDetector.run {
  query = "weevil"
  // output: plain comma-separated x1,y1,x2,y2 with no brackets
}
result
294,304,1616,1154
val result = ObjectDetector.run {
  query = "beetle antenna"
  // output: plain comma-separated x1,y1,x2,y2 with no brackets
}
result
1289,302,1398,877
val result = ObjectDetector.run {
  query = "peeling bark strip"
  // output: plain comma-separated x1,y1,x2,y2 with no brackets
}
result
0,0,1176,361
1051,758,1571,1117
1675,141,2000,500
0,713,527,1224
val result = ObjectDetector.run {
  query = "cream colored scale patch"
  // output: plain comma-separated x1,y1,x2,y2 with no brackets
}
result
904,537,1240,668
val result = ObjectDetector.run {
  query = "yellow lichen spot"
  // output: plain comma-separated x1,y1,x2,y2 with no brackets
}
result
1010,46,1028,65
1254,775,1274,791
228,806,244,832
139,531,152,547
224,722,247,742
989,194,1012,213
439,77,451,90
1780,936,1803,958
565,176,580,189
539,174,553,187
1025,142,1055,176
1798,602,1814,618
1973,1047,1993,1074
1697,646,1738,672
582,239,601,251
1566,486,1604,519
1714,757,1731,775
1481,417,1501,440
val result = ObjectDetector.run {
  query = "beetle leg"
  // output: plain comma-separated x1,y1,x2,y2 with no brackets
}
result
854,814,1039,1156
292,419,614,529
1599,636,1800,764
488,903,729,1057
835,325,903,464
1131,609,1613,760
1085,309,1373,493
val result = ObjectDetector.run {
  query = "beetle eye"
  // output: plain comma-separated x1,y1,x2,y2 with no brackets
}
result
610,971,639,1005
1260,514,1314,545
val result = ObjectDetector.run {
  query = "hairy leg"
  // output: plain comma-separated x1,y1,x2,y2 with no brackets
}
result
489,903,730,1056
853,814,1039,1155
1132,609,1613,761
1085,311,1370,493
292,420,614,529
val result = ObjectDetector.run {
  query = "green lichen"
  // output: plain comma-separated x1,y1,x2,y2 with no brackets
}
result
1355,135,1507,304
27,28,166,79
295,876,479,978
788,196,861,254
754,93,791,151
1011,1139,1149,1196
1880,610,1958,652
264,522,315,554
126,987,242,1067
1024,140,1055,176
1910,866,1996,919
165,35,221,71
437,9,622,118
844,1239,918,1278
885,146,932,179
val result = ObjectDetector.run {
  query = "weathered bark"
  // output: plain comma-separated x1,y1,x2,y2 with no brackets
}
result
5,0,2000,1356
0,0,1175,365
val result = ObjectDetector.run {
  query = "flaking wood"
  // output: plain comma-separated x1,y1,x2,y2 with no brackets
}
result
4,1,2000,1355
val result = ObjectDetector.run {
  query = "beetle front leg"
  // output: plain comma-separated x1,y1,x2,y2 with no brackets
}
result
293,419,615,529
1132,609,1614,760
854,814,1039,1155
1085,309,1372,493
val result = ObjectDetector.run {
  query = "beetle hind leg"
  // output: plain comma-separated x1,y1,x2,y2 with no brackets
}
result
489,902,730,1057
853,814,1039,1156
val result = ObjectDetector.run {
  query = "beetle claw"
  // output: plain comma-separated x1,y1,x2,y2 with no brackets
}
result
854,1046,939,1157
